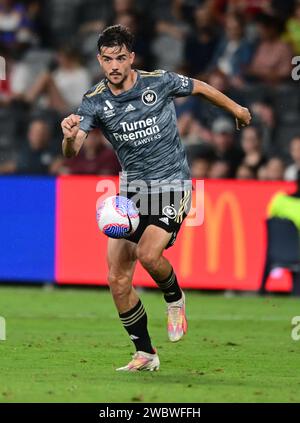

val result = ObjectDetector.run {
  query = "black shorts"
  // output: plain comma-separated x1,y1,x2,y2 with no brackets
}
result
120,190,192,249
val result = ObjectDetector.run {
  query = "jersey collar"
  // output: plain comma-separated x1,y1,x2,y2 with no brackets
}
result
105,70,140,99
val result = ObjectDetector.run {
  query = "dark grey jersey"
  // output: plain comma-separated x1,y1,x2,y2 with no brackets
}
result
78,70,194,193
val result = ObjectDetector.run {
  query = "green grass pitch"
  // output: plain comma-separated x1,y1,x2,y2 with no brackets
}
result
0,286,299,403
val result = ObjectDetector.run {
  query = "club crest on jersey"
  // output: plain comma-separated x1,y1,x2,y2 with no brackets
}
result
142,89,157,106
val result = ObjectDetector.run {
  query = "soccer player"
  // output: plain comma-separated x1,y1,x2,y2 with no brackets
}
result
61,25,251,371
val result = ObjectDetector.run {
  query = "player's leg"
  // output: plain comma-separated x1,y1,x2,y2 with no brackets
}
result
136,190,192,342
136,225,176,295
107,237,159,371
107,237,138,313
136,224,187,342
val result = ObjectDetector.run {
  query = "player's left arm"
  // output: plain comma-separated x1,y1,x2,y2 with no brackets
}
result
191,79,251,129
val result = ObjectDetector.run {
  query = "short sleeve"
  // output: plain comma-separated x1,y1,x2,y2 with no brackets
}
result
77,95,98,133
163,71,194,98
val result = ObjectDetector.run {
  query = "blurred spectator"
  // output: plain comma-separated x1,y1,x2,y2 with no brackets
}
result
114,12,151,69
0,46,12,103
0,0,37,50
246,14,293,85
111,0,135,16
265,157,286,180
1,47,33,104
271,0,297,21
184,4,219,78
248,99,276,153
240,125,267,175
260,168,300,296
208,159,230,178
77,0,112,78
0,1,299,180
208,0,272,24
268,170,300,229
151,0,190,70
78,0,110,35
210,13,254,85
283,0,300,55
249,100,276,130
285,136,300,181
190,156,211,178
186,143,216,178
257,164,268,180
40,0,82,47
210,117,244,176
197,70,247,126
228,0,272,17
51,129,121,175
175,95,212,143
106,0,153,70
25,45,91,114
226,0,295,20
236,163,256,179
107,0,153,26
0,118,54,174
176,69,247,143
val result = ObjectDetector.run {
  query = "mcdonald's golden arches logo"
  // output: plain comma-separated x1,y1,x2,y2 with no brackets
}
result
180,191,246,280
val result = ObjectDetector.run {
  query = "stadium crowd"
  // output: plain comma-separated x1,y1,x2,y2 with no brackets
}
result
0,0,300,180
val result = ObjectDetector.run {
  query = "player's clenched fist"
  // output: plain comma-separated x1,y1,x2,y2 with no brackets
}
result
235,106,252,130
61,114,81,140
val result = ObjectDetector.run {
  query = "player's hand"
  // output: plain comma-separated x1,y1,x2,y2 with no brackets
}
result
235,106,252,130
61,114,81,140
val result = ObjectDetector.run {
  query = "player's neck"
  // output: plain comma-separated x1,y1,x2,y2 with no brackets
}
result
107,70,137,96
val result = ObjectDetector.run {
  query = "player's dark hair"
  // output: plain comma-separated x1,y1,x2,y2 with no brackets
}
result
97,25,134,53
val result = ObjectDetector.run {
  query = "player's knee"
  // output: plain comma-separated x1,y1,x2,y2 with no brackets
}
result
136,247,160,272
108,273,131,299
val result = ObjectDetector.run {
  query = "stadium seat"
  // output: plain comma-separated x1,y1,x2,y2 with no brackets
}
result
259,218,300,295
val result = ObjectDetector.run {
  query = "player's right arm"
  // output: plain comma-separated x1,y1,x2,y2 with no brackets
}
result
61,114,87,158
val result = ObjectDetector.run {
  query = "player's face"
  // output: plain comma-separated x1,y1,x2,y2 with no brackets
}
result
97,45,135,86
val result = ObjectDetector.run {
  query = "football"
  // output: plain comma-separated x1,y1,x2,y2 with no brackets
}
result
96,195,140,239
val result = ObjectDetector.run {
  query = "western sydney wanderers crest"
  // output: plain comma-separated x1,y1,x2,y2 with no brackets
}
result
142,89,157,106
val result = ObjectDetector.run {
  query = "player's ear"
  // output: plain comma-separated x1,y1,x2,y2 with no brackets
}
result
130,51,135,65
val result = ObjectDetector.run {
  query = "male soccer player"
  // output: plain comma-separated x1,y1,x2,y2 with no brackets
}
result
61,25,251,371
